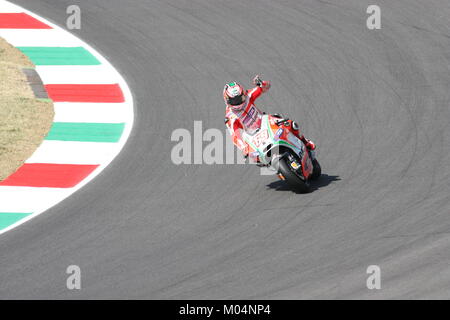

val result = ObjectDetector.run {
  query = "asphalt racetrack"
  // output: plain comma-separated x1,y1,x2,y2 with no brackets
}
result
2,0,450,299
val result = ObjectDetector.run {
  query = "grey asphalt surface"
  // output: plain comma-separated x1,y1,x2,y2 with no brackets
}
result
1,0,450,299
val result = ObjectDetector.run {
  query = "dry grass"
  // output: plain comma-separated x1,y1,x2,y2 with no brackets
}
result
0,38,54,181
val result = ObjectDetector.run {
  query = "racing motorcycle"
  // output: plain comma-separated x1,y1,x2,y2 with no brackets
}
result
242,114,321,193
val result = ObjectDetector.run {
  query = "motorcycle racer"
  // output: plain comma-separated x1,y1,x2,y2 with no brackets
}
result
223,75,316,162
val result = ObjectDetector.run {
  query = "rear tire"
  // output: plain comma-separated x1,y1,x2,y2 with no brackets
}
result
310,159,321,180
278,157,310,193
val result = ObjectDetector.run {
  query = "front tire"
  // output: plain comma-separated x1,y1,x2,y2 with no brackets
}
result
310,159,321,180
278,157,310,193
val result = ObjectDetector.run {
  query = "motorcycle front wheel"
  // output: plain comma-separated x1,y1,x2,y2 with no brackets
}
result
310,158,321,180
278,157,310,193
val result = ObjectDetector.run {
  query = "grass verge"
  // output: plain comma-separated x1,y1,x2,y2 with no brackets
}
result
0,37,54,181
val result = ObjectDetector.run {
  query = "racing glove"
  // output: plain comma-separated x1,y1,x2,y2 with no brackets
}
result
253,75,271,92
305,140,316,151
299,135,316,150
